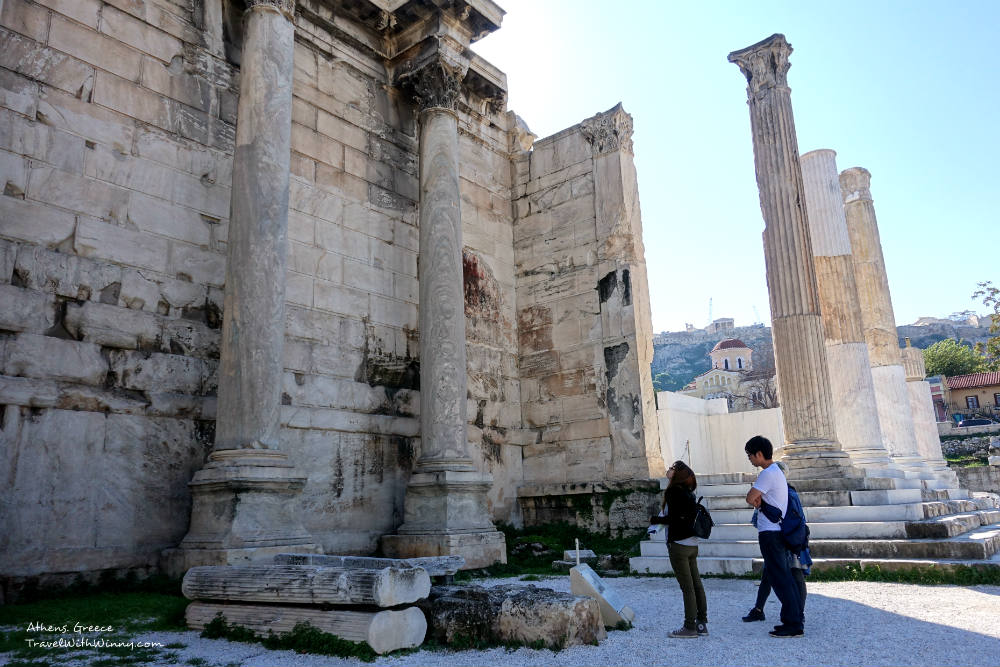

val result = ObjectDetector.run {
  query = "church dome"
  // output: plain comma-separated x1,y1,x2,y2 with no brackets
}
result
711,338,750,352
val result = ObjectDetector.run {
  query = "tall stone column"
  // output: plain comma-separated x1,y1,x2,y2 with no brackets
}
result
902,341,958,483
840,168,929,474
800,150,895,472
170,0,318,573
381,60,506,569
729,35,855,479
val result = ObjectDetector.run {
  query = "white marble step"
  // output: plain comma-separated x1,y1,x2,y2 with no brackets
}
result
641,539,761,558
710,521,908,541
629,555,1000,576
629,556,754,576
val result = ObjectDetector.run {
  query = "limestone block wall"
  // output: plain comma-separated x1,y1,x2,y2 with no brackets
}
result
512,107,663,486
0,0,524,581
0,0,232,579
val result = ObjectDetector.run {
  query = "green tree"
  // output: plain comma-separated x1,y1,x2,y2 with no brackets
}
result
651,371,675,392
922,338,986,377
972,280,1000,371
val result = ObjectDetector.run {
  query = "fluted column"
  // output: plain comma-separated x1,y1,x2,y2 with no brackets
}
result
800,150,894,471
902,341,957,482
840,168,929,474
171,0,318,572
381,60,506,568
729,35,854,478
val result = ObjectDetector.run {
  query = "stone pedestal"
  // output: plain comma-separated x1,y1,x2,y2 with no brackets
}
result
381,59,504,569
800,150,895,473
171,0,318,573
840,168,932,476
729,34,856,480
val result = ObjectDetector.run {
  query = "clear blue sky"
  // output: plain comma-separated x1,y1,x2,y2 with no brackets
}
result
474,1,999,334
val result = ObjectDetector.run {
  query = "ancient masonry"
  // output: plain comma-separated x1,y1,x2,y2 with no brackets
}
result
0,0,662,588
727,35,855,480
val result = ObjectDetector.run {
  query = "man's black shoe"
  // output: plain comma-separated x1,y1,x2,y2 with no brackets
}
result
769,626,803,638
742,607,765,622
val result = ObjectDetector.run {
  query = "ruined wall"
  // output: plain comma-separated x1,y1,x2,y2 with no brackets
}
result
0,0,523,581
511,105,663,487
0,0,232,580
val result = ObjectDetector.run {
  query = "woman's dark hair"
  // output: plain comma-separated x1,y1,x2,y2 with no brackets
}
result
666,460,697,493
744,435,773,459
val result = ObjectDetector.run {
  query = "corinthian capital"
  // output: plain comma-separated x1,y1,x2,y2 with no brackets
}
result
839,167,873,203
246,0,295,20
728,34,792,97
580,103,633,155
399,60,464,112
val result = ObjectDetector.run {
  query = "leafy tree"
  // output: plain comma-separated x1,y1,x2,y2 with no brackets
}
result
651,371,677,392
972,281,1000,371
922,338,986,377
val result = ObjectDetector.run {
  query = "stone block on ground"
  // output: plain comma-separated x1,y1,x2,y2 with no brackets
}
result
562,549,597,563
274,553,465,577
570,563,635,628
418,583,605,649
182,564,430,607
185,602,426,654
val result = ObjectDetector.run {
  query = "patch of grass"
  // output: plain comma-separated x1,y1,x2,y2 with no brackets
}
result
809,563,1000,586
518,574,541,581
0,588,188,667
458,522,647,578
201,615,380,662
945,453,989,468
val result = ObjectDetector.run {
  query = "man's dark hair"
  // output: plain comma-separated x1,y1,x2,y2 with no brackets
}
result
744,435,773,459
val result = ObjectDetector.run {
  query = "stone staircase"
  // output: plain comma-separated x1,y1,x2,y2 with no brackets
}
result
630,472,1000,576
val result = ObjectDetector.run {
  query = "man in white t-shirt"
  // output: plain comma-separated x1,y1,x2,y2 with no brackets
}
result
744,435,804,638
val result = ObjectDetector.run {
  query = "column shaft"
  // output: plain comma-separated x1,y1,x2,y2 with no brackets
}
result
215,3,295,451
169,1,319,571
800,150,892,469
729,35,853,477
416,108,474,471
840,168,927,471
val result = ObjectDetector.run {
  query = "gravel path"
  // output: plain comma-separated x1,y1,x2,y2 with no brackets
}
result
5,576,999,666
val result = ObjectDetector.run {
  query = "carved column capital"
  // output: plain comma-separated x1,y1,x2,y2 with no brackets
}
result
728,33,792,98
246,0,295,20
399,60,464,113
580,103,633,155
839,167,873,203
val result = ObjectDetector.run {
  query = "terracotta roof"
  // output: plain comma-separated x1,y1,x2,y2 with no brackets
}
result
711,338,750,352
946,371,1000,389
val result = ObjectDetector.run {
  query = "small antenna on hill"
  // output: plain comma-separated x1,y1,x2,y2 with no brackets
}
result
708,297,713,325
753,305,761,325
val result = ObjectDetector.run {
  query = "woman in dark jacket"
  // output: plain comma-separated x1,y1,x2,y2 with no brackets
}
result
650,460,707,638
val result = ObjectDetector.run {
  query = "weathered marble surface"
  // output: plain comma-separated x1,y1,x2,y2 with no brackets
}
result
840,168,926,472
185,602,426,654
419,583,606,648
729,34,852,477
800,149,891,470
182,564,430,607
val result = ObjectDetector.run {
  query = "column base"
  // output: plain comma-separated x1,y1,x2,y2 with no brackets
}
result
171,449,319,576
382,469,507,569
780,440,861,480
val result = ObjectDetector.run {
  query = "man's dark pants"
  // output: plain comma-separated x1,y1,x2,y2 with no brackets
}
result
757,530,804,631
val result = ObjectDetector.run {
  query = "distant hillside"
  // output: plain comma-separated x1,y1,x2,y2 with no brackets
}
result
651,321,993,390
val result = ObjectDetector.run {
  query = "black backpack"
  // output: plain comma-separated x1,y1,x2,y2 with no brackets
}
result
691,496,714,539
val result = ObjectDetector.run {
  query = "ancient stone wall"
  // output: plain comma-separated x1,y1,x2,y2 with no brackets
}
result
1,0,233,581
511,105,663,487
0,0,523,581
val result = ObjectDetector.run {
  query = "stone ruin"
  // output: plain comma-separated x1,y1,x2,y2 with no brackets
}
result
1,0,998,632
0,0,663,598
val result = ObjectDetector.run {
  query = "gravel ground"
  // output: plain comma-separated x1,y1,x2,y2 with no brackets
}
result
4,576,999,667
